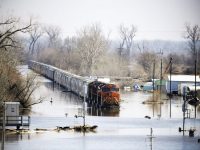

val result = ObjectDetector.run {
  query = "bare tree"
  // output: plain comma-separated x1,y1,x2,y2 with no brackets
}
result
136,47,158,80
185,24,200,57
61,37,79,71
0,54,43,108
119,24,137,59
44,25,61,49
0,17,32,51
28,24,43,57
15,74,44,108
185,24,200,73
77,24,108,75
0,16,43,107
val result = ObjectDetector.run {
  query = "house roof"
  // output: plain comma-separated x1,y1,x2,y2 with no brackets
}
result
5,102,20,105
167,75,200,82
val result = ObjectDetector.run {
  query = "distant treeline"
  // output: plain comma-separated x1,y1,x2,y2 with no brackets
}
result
0,15,199,107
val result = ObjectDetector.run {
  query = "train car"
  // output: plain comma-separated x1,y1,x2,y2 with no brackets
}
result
88,81,120,107
28,60,120,107
28,60,93,97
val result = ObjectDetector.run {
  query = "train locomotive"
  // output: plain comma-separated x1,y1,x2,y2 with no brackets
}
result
28,61,120,107
88,81,120,107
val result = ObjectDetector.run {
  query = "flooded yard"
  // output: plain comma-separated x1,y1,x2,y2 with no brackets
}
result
1,65,200,150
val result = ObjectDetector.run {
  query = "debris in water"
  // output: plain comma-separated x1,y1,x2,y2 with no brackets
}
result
73,125,98,132
145,116,151,119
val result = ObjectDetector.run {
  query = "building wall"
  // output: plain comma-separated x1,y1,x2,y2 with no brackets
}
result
166,81,200,94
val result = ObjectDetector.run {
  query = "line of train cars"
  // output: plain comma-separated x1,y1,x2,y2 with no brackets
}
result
28,60,120,107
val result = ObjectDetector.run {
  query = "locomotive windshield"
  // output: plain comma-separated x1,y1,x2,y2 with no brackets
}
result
102,86,119,92
111,87,119,92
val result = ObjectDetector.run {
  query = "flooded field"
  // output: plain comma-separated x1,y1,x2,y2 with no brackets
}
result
1,65,200,150
23,65,199,119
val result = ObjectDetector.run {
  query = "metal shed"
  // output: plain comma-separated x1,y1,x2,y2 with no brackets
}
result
166,75,200,94
0,102,30,129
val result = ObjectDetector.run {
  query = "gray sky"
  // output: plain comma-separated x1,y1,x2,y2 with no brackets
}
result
0,0,200,40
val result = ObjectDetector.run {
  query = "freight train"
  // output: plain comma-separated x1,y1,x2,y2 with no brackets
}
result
28,61,120,107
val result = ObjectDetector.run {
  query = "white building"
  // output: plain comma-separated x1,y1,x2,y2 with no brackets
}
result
5,102,20,125
166,75,200,94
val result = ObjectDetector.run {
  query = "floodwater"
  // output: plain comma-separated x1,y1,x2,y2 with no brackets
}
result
1,65,200,150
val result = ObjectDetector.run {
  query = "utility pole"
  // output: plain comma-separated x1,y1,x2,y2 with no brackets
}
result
183,99,186,136
1,102,5,150
169,57,172,118
152,59,155,100
83,83,87,127
159,49,163,117
74,82,87,133
160,58,163,116
117,44,124,66
152,60,155,117
194,59,197,118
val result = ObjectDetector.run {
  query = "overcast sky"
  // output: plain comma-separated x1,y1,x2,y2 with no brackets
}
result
0,0,200,40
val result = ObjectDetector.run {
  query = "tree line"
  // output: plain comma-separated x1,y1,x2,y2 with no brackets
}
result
0,15,199,108
27,22,200,80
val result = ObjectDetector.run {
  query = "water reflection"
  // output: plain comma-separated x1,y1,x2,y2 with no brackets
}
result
19,65,200,118
149,103,161,117
29,81,83,117
29,79,199,118
87,107,119,117
0,132,30,142
32,81,120,117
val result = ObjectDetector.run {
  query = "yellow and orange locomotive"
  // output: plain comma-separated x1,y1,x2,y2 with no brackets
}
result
88,81,120,107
